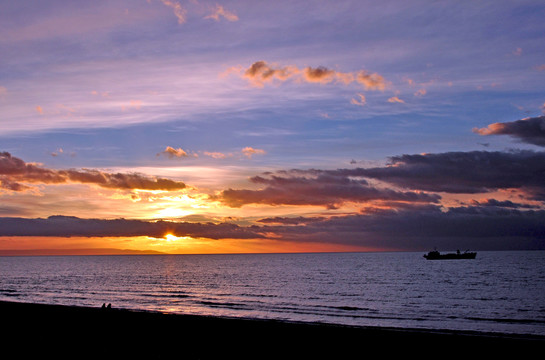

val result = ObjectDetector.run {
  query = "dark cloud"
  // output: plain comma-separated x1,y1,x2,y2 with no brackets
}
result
0,152,187,191
347,150,545,198
0,215,264,239
214,172,440,209
473,116,545,147
469,198,540,209
256,216,326,225
2,206,543,251
261,205,545,251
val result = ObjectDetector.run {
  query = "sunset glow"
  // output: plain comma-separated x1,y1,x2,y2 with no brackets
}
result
1,1,544,255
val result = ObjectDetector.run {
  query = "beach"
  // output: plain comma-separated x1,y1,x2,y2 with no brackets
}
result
2,300,543,359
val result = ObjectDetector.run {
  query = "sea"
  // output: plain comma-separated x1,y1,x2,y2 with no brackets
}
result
1,251,544,336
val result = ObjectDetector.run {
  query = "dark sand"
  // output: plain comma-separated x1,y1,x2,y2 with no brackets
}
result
2,301,543,359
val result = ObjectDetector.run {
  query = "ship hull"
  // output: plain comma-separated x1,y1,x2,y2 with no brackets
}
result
423,252,476,260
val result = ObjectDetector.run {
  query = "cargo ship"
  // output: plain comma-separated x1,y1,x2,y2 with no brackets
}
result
423,249,476,260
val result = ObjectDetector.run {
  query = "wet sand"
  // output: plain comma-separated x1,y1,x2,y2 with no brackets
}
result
2,300,543,358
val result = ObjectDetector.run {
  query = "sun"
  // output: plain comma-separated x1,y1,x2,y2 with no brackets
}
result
164,234,180,242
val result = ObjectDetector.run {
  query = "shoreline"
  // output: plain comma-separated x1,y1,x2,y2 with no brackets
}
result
2,300,544,358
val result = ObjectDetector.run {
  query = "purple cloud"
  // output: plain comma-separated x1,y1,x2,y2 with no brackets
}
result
0,152,187,191
0,215,264,239
214,171,440,209
348,150,545,199
473,116,545,147
259,205,545,251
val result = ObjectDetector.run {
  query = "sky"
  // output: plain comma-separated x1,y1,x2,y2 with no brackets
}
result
1,0,544,255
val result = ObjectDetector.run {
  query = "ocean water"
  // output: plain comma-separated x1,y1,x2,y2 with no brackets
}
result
1,251,544,336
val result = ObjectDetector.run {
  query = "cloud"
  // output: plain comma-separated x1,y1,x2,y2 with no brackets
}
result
2,208,543,251
535,64,545,71
157,146,197,159
0,152,186,192
473,116,545,146
387,96,404,103
350,93,366,106
243,61,299,87
157,147,263,160
2,207,544,251
0,86,7,96
469,198,539,209
214,171,440,209
414,88,426,97
256,216,325,225
160,0,187,24
35,105,44,114
200,148,264,159
204,4,238,22
356,71,386,91
241,147,266,158
203,151,228,159
302,66,337,83
260,206,545,251
238,61,386,90
0,215,264,240
302,66,357,85
351,150,545,199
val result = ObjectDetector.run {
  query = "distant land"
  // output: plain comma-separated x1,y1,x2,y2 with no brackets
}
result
0,248,166,256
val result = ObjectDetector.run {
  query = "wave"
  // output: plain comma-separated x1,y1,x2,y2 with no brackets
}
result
0,289,19,297
466,316,545,325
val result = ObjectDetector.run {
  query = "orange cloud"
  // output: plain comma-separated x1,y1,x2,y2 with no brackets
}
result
473,123,503,136
35,105,44,115
356,71,386,91
238,61,386,90
157,146,197,159
242,147,266,158
203,151,228,159
204,4,239,22
160,0,187,24
388,96,405,103
243,61,299,87
302,66,336,84
350,93,366,106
